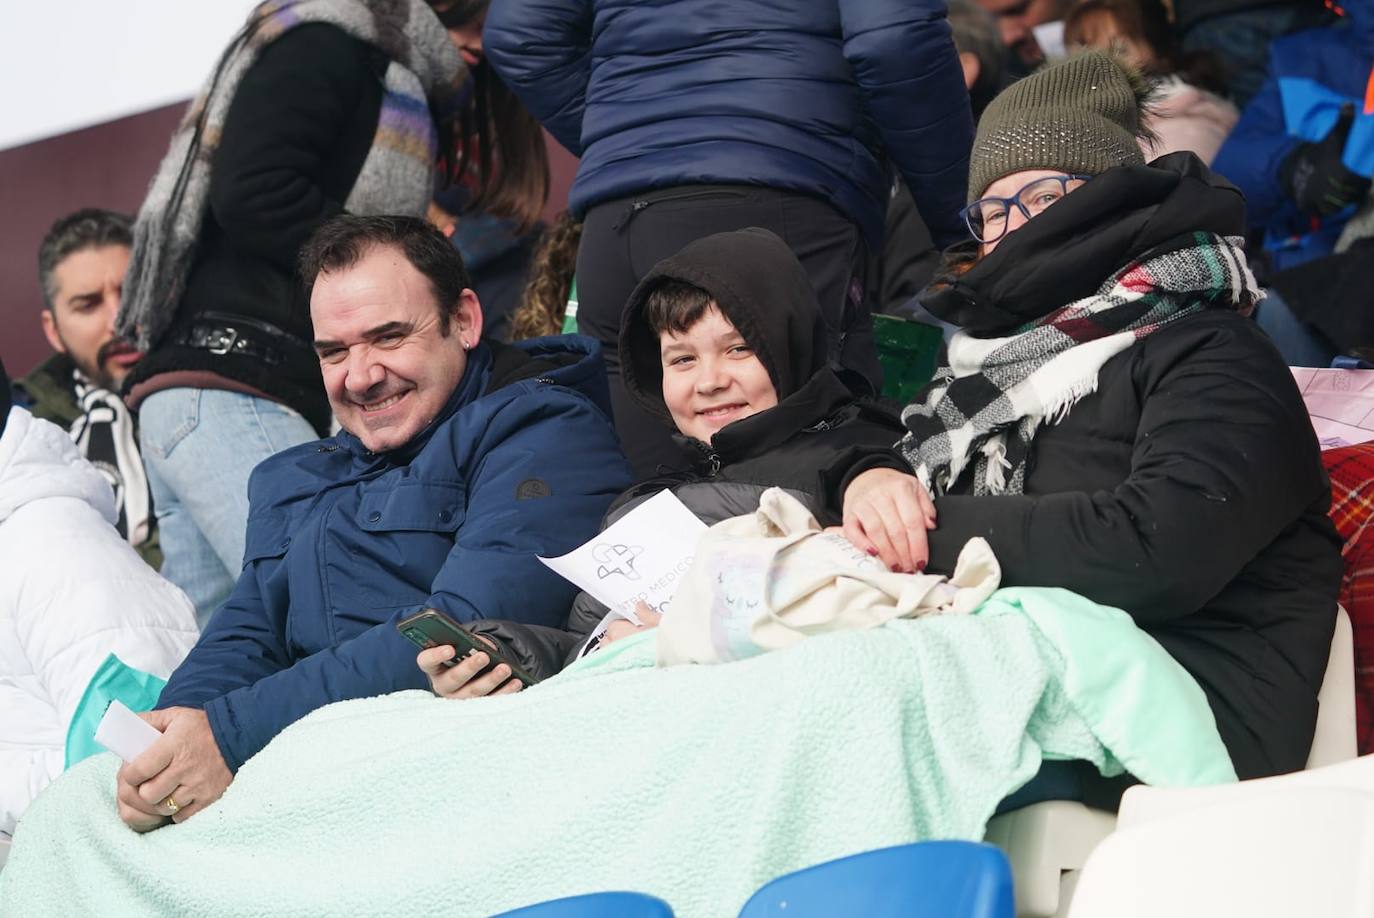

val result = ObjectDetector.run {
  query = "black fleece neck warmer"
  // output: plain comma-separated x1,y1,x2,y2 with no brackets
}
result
0,356,11,440
925,152,1248,335
619,227,829,420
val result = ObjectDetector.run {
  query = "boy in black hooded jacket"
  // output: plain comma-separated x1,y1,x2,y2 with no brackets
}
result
418,228,914,692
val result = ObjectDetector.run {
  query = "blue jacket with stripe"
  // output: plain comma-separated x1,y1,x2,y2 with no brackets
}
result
483,0,975,248
1213,4,1374,268
157,337,632,771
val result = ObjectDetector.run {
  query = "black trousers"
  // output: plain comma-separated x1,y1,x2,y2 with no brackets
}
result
576,183,879,479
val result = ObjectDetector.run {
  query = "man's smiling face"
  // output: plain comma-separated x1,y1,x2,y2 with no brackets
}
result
311,244,481,453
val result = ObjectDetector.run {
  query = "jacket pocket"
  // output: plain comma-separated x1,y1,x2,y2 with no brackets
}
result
242,511,292,566
140,388,202,461
612,187,751,230
637,187,749,207
326,483,469,620
356,482,466,533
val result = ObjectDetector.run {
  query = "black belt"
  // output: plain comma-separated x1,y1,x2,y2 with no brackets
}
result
177,312,310,367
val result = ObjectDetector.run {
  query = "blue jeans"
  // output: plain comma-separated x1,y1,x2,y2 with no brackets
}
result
1254,289,1340,368
139,388,316,628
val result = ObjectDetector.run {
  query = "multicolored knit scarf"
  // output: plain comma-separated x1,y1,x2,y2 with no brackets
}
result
119,0,468,349
900,231,1262,496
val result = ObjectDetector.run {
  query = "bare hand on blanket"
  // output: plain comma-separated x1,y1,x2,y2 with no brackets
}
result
603,602,662,646
419,636,524,700
116,707,233,831
841,467,937,574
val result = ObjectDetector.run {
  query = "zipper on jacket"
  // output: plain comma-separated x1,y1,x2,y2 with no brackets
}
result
804,406,855,434
685,437,723,477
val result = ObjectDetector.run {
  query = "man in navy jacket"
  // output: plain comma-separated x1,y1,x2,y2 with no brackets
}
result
115,216,631,831
485,0,975,477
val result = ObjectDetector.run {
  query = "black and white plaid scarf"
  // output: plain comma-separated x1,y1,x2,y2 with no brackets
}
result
901,231,1261,496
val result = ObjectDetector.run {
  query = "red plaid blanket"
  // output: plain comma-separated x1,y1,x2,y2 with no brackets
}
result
1322,443,1374,755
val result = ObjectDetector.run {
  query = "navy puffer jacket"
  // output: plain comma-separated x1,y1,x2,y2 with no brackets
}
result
158,337,631,771
485,0,974,248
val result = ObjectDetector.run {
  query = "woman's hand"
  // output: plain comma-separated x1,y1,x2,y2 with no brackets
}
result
842,468,938,574
602,603,663,647
419,640,523,700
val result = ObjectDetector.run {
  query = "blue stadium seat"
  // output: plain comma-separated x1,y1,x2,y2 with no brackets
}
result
492,891,674,917
738,841,1014,918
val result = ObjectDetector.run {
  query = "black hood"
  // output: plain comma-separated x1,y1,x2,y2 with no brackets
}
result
924,152,1247,334
0,356,10,440
619,227,829,420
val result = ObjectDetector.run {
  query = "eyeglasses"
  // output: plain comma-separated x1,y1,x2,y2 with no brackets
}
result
960,174,1093,244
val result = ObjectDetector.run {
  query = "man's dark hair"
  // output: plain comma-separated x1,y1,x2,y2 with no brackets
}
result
643,279,715,337
299,215,474,336
37,208,133,311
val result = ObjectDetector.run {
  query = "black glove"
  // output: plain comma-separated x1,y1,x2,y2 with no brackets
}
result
1281,103,1372,217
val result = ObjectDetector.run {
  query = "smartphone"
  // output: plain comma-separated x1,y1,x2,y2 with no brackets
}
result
397,608,540,686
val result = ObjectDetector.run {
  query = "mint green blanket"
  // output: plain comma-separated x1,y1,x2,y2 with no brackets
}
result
0,588,1235,917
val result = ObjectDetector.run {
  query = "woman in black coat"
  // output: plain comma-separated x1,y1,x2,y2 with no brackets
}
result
118,0,509,627
841,51,1343,780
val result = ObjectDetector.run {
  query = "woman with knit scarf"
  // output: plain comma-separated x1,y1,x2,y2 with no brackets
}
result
840,51,1343,781
117,0,482,628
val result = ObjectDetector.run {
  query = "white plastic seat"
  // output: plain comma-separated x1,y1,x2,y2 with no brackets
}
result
1115,751,1374,830
1066,784,1374,918
982,801,1115,917
1115,609,1359,832
985,605,1357,917
1301,603,1357,768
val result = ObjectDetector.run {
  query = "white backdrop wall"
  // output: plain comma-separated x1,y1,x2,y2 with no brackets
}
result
0,0,259,151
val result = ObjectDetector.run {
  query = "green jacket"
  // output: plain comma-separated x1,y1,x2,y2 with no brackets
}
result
13,353,81,429
12,354,163,571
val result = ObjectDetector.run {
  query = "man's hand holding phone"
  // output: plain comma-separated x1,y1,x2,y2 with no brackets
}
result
418,642,525,699
400,609,538,700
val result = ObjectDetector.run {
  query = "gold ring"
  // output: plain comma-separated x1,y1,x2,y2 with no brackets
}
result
162,795,181,815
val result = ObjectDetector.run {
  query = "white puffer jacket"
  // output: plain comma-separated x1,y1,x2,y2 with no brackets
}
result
0,408,197,835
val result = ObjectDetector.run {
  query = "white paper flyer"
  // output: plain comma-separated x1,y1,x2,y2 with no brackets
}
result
538,489,706,654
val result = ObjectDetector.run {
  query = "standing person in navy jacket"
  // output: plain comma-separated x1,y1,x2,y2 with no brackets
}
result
485,0,975,478
114,216,631,832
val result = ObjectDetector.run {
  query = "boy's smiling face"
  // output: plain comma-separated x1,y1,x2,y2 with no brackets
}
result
658,304,779,444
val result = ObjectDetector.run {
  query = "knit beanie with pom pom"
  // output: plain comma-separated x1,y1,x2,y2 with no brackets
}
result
968,49,1154,201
